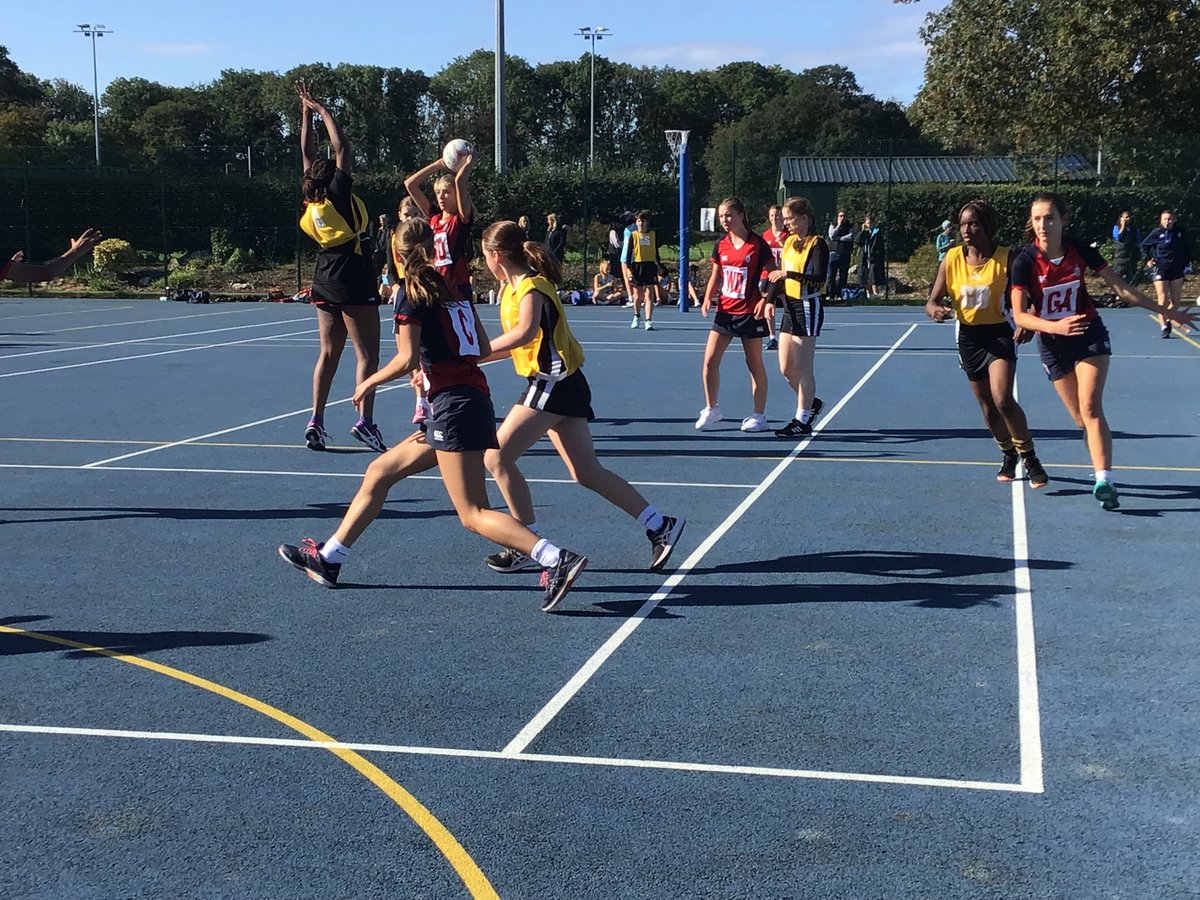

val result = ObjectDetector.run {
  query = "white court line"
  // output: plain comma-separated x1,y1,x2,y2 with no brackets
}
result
46,306,262,334
0,327,314,381
502,323,920,757
0,463,756,490
0,723,1032,793
0,317,302,361
0,304,136,321
1011,382,1045,794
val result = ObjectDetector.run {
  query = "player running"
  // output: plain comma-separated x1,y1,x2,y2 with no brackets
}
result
1010,193,1197,510
925,199,1047,486
279,219,587,613
478,220,686,574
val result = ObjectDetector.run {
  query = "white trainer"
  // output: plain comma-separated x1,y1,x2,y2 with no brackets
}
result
630,316,640,329
644,320,654,331
694,406,723,430
740,413,770,432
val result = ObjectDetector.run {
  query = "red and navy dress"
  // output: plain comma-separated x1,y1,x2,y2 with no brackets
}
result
430,211,475,302
393,292,497,452
1010,238,1111,380
709,232,775,338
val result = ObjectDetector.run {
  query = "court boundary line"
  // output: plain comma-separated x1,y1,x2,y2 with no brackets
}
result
0,623,499,899
0,722,1036,794
501,323,920,757
0,303,137,321
0,326,315,381
1144,312,1200,350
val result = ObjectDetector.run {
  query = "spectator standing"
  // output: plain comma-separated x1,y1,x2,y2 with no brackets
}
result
518,215,530,239
857,216,886,298
935,219,954,262
1110,211,1142,283
1140,209,1191,338
371,213,392,279
545,213,566,261
826,209,855,298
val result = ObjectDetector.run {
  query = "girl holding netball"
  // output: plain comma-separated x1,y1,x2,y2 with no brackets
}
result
1010,193,1196,510
295,81,385,454
404,147,477,305
696,197,776,432
766,197,828,438
279,219,588,613
925,199,1047,487
477,221,685,574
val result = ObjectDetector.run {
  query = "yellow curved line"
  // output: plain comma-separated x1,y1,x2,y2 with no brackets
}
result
0,623,499,900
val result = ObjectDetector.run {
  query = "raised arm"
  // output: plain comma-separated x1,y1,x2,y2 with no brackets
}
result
3,230,102,283
454,152,477,222
403,161,441,219
296,80,319,172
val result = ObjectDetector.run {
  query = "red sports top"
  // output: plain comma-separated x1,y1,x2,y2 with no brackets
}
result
429,211,474,297
710,232,774,315
1010,238,1107,323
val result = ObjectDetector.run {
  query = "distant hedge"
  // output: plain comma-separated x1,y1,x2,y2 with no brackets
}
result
833,184,1200,261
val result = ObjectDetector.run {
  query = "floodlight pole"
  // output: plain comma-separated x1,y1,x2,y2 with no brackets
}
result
75,24,112,166
495,0,507,175
576,27,609,297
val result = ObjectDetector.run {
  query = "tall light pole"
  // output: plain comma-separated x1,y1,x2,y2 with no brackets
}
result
575,26,609,168
495,1,507,175
75,24,112,166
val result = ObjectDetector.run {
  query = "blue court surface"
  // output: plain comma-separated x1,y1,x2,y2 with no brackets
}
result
1,298,1196,899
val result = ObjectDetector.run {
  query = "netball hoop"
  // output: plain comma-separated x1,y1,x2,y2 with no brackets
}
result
666,130,691,311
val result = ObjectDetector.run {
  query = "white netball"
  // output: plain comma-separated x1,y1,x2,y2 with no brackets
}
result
441,139,473,172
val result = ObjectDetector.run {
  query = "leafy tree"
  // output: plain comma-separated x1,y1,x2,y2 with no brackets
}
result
905,0,1200,179
0,45,42,108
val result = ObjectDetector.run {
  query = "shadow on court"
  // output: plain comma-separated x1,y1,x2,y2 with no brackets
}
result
0,615,270,658
1043,476,1200,516
816,428,1183,445
0,499,453,526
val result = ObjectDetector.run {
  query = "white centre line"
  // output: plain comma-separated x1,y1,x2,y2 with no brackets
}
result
501,323,919,757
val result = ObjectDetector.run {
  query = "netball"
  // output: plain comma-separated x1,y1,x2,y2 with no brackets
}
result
441,138,473,172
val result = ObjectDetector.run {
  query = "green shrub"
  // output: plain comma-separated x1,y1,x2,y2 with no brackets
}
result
167,268,198,289
92,238,138,274
904,243,941,294
210,227,236,261
225,247,257,273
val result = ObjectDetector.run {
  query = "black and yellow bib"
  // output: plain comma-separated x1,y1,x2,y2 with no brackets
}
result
500,273,585,380
300,192,369,253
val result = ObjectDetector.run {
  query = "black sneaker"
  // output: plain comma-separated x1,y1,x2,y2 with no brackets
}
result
774,418,812,438
647,516,686,571
486,547,539,573
538,549,588,612
1022,453,1049,489
1161,324,1171,339
278,538,340,587
304,422,328,451
809,397,824,422
996,450,1019,482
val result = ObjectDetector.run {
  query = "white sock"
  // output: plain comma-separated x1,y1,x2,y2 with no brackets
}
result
1095,470,1112,484
798,402,813,424
637,505,664,532
531,538,562,569
320,536,350,564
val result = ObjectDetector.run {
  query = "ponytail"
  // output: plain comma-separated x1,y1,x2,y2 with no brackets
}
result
302,159,335,204
523,240,562,286
396,219,453,307
482,220,563,286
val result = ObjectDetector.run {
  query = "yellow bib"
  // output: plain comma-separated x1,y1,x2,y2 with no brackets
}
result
781,234,819,300
500,273,585,380
632,229,657,263
299,193,369,252
944,245,1010,325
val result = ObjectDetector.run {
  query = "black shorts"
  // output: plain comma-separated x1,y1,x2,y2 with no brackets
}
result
516,368,595,420
630,262,658,287
779,296,824,337
712,310,769,339
422,385,499,452
957,321,1017,381
1038,316,1111,381
1151,266,1185,283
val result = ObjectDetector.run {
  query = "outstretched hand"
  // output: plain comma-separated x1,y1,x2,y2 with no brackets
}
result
924,300,953,322
295,80,321,112
68,229,102,256
1167,305,1198,329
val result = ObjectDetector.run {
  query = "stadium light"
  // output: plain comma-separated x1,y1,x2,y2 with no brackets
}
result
575,26,610,168
75,23,113,166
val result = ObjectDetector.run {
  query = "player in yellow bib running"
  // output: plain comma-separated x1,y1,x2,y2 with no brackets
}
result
925,199,1047,486
478,220,685,574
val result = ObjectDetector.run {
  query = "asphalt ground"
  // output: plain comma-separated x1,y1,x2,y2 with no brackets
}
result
1,297,1197,899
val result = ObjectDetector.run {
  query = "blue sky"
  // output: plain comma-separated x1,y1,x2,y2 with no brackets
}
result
5,0,947,104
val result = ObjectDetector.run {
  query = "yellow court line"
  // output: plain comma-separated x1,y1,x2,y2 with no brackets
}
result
1145,312,1200,350
0,623,498,900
